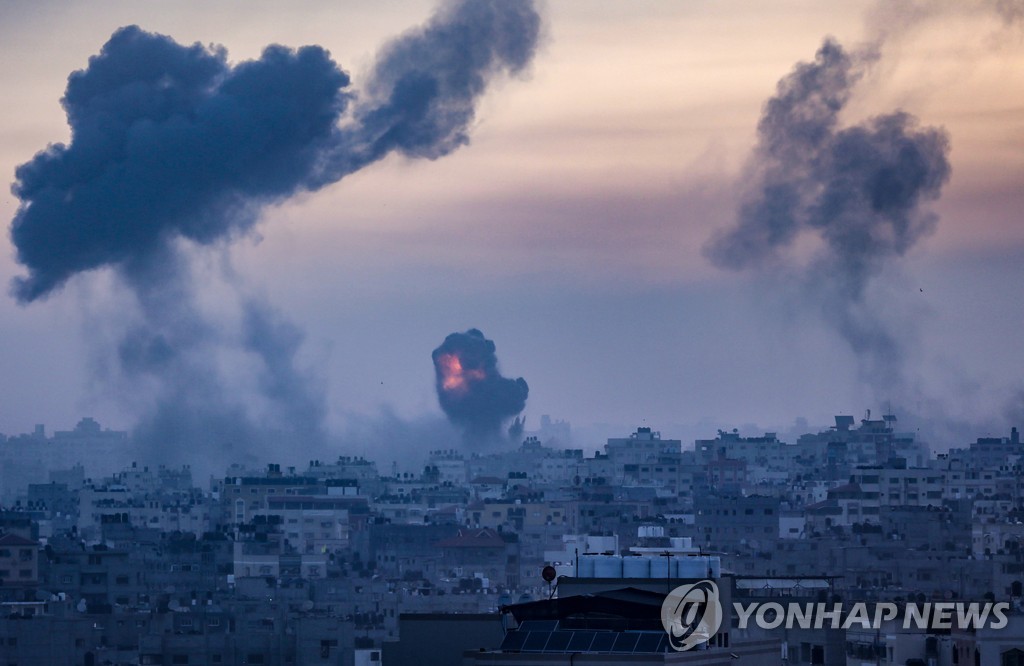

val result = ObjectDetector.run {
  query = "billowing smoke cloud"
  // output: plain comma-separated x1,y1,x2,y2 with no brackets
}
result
8,0,540,467
11,0,540,301
316,0,541,184
705,38,951,390
432,329,529,440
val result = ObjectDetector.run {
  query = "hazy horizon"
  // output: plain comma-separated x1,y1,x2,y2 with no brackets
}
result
2,1,1023,463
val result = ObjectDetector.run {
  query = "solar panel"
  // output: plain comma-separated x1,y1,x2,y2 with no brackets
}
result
589,632,616,652
611,632,640,653
522,631,552,652
499,630,528,652
501,626,677,655
566,631,595,652
635,632,663,653
544,631,572,652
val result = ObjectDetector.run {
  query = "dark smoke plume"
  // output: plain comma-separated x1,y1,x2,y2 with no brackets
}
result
10,0,540,301
705,38,950,390
8,0,540,466
316,0,540,184
432,329,529,440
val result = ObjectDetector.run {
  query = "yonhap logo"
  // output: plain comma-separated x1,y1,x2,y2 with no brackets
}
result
661,579,722,651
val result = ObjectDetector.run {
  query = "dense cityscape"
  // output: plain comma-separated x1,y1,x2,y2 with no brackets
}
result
0,412,1022,664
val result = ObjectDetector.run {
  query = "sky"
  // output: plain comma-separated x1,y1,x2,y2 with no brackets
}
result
1,0,1022,462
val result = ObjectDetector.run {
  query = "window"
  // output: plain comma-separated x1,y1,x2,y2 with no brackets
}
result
321,639,338,658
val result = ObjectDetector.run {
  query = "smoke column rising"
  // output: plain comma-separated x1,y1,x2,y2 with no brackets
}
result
7,0,540,466
316,0,541,183
705,38,951,392
432,329,529,441
10,0,540,301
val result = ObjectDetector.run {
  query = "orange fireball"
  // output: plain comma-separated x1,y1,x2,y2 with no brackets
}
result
437,352,486,394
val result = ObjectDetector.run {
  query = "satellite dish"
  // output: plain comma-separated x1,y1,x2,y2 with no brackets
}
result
541,566,557,583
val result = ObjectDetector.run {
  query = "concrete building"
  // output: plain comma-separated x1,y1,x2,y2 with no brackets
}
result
695,495,781,553
0,533,38,589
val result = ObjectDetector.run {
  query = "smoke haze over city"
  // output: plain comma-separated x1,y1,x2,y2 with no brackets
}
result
0,0,1022,458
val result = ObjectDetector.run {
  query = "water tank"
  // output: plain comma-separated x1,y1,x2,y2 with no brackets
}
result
709,557,721,578
578,556,596,577
649,556,670,579
675,557,706,578
593,555,622,578
622,557,650,578
638,525,665,539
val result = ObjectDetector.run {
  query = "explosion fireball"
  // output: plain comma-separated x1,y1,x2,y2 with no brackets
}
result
431,329,529,440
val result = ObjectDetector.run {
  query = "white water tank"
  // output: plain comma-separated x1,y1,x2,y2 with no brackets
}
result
649,557,670,578
675,557,706,578
638,525,665,539
578,556,596,577
622,557,650,578
593,555,622,578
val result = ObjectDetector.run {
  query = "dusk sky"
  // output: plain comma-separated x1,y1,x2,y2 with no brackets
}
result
1,1,1022,459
